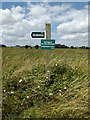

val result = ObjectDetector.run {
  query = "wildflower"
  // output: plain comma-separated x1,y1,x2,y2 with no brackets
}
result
47,71,50,73
27,96,29,98
64,87,66,89
55,64,57,66
21,103,23,105
19,79,22,83
59,90,61,92
49,93,53,96
11,91,14,94
38,86,40,88
59,93,61,96
3,90,6,92
46,77,48,79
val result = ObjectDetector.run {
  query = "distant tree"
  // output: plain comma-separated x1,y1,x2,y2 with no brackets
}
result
71,46,74,49
35,45,39,49
31,46,32,49
29,45,32,49
25,45,29,49
86,47,89,49
16,45,20,48
0,44,7,47
74,47,78,49
79,46,86,49
55,44,69,48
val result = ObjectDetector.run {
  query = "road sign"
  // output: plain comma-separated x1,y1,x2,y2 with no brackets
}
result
41,39,55,50
30,31,46,39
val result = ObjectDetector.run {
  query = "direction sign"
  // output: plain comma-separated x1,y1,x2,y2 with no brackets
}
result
30,31,46,39
41,39,55,50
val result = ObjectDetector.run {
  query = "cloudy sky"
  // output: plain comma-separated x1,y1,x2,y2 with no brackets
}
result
0,1,88,47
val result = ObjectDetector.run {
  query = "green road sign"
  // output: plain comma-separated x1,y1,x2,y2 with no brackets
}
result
41,39,55,50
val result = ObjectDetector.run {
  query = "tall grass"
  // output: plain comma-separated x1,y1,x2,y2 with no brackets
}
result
2,47,88,119
2,48,88,75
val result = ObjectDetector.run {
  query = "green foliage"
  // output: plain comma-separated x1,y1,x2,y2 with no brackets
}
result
2,63,88,119
2,48,88,119
35,45,39,49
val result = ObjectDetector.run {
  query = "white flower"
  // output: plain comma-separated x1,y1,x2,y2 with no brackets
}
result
47,71,50,73
3,90,6,92
55,64,57,66
11,91,14,94
64,87,66,89
49,93,53,96
21,103,23,105
38,86,40,88
59,93,61,96
27,96,29,98
59,90,61,92
19,79,22,83
46,77,48,79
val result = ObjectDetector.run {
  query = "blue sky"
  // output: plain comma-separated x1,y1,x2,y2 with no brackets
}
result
0,2,88,47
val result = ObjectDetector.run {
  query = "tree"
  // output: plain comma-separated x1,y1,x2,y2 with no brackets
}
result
0,44,7,47
71,46,74,49
16,45,20,48
30,46,32,49
35,45,39,49
79,46,86,49
55,44,69,48
25,45,29,49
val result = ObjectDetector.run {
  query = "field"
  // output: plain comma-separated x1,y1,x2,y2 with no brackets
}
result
2,47,88,119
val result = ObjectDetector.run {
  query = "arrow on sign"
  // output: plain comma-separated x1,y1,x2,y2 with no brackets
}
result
30,31,46,39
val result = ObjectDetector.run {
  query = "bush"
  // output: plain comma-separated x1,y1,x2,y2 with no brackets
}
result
35,45,39,49
25,45,29,49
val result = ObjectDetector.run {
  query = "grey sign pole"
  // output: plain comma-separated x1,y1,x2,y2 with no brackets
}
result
45,23,51,79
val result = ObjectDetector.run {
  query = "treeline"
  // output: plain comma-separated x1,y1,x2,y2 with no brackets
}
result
0,44,89,49
55,44,89,49
0,44,39,49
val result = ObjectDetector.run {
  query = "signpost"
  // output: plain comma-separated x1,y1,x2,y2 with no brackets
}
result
41,39,55,50
45,23,52,79
30,31,46,39
46,23,51,39
30,23,55,80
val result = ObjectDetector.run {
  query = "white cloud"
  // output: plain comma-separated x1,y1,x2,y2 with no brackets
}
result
26,3,71,24
2,19,31,37
57,18,88,35
60,33,88,40
57,7,88,46
0,3,88,46
0,6,25,25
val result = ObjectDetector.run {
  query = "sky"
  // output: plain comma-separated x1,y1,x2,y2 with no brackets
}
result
0,2,88,47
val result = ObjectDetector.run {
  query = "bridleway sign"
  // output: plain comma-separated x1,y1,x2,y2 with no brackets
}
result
41,39,55,50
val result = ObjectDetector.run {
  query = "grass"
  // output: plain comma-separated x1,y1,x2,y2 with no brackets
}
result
2,48,88,74
2,47,88,119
